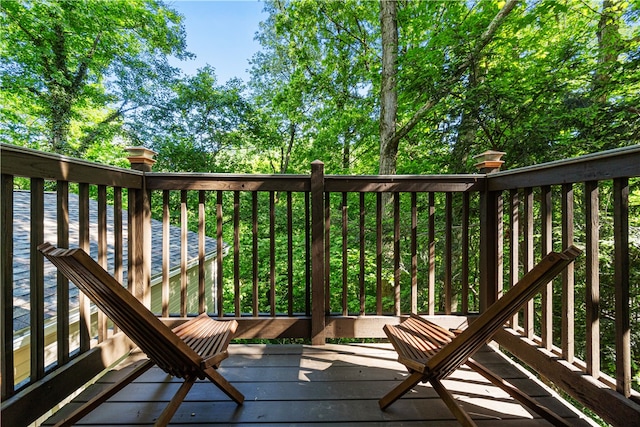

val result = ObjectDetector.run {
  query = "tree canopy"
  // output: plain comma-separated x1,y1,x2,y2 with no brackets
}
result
3,0,638,172
1,0,189,161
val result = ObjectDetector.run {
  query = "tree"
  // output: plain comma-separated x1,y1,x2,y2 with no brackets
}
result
126,66,267,174
250,0,379,174
380,0,518,175
0,0,189,156
379,0,398,176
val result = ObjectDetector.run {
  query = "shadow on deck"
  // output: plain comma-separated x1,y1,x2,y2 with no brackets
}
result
43,343,597,426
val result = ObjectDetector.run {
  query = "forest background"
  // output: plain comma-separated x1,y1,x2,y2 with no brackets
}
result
2,0,640,403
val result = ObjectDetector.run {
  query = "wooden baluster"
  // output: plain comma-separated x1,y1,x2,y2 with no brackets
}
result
585,181,600,377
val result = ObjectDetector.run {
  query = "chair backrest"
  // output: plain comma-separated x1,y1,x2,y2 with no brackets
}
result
39,243,203,378
427,246,581,379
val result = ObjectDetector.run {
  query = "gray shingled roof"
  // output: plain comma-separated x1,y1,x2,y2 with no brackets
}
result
12,190,218,334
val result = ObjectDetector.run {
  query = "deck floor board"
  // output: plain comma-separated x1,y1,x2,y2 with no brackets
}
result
43,343,596,426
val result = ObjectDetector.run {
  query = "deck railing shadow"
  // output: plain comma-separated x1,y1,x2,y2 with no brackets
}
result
1,142,639,426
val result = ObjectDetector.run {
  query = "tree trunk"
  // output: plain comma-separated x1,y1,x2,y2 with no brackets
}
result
594,0,622,103
382,0,517,167
280,121,295,174
451,60,484,173
48,23,72,152
379,0,398,176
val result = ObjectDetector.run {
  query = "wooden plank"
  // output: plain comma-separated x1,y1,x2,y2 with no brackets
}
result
113,187,123,333
584,181,600,377
180,190,188,316
487,145,640,191
1,174,14,398
376,192,383,315
523,187,534,339
310,161,325,345
128,186,149,306
497,193,504,302
217,190,224,317
509,189,519,328
0,144,143,188
613,177,630,397
445,192,452,314
360,192,366,315
540,185,552,350
146,173,310,192
324,174,484,193
198,190,206,314
394,193,401,316
234,191,241,316
479,188,500,312
342,192,348,315
305,191,311,316
561,183,574,363
162,190,170,317
252,191,259,316
56,181,70,363
78,182,91,352
428,192,436,315
287,192,293,316
461,192,469,314
97,185,107,343
324,191,331,314
411,192,417,314
269,191,275,317
44,399,463,425
78,378,433,402
30,179,45,381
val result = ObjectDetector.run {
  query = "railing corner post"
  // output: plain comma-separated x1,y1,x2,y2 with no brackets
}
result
127,149,154,307
477,151,505,312
310,160,326,345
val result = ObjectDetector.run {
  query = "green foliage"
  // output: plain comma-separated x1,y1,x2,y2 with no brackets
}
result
1,0,189,159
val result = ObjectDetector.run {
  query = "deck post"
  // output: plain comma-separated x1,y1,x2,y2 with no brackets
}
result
311,161,326,345
476,151,505,312
127,147,154,307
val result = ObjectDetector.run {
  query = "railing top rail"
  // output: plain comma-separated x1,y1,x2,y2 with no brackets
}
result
146,173,311,191
488,144,640,191
0,143,144,188
147,172,486,193
325,174,484,193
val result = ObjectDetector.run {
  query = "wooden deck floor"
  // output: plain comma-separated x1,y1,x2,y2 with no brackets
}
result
44,343,597,426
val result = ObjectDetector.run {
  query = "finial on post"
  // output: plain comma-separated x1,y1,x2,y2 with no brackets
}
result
126,146,157,172
474,150,505,174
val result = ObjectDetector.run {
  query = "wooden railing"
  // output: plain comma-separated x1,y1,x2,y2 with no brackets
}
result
145,166,485,345
1,142,639,426
484,146,640,424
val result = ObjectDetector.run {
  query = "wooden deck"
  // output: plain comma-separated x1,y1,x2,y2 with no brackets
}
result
43,343,597,426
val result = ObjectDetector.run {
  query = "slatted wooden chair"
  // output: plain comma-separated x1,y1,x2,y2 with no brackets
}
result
39,243,244,427
380,246,581,427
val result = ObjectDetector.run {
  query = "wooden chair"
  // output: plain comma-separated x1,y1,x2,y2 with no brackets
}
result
380,246,581,427
39,243,244,427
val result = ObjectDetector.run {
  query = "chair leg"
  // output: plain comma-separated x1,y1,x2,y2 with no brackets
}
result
379,371,424,410
154,377,196,427
53,358,154,427
430,377,477,427
203,366,245,404
466,358,571,427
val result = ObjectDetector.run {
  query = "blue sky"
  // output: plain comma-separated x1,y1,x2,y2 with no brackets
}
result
169,1,267,84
